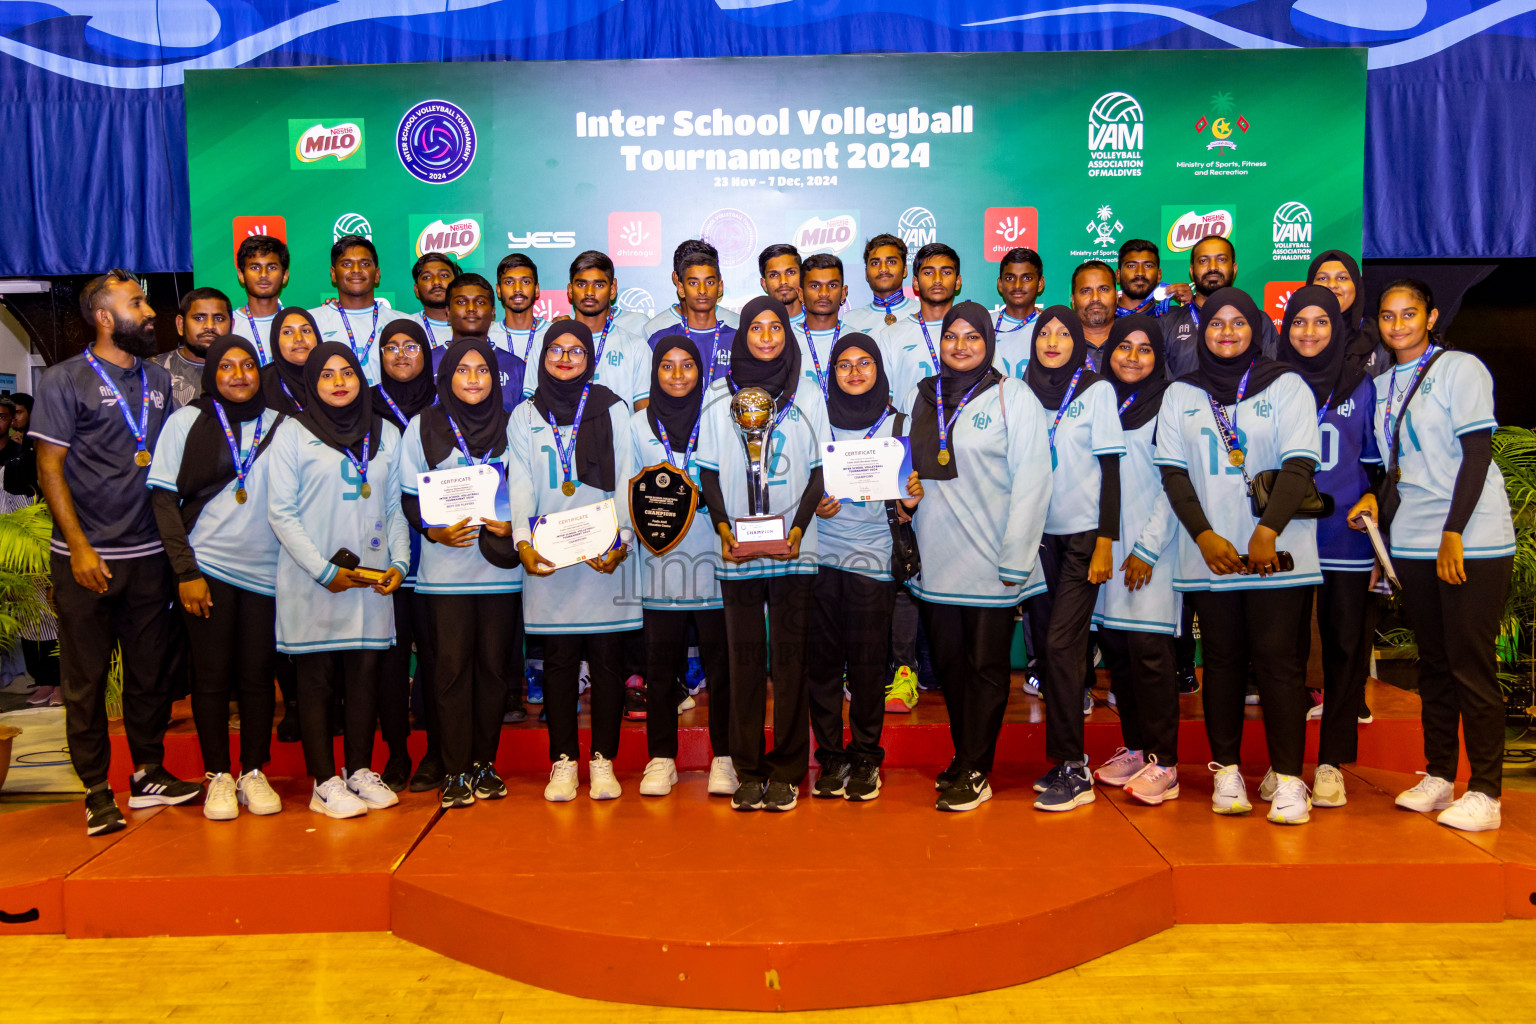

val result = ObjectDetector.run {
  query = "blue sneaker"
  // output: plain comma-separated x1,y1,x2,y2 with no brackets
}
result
525,661,544,705
685,654,706,695
1033,763,1066,794
1034,761,1096,812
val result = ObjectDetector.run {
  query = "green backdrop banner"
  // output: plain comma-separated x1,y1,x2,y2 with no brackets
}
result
186,49,1364,327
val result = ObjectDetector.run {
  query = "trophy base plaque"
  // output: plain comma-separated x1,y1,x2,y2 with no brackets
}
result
732,514,791,557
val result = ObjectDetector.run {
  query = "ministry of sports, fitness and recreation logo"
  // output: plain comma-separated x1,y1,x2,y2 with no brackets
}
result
618,287,656,318
1070,204,1124,259
1271,201,1313,261
609,212,662,267
332,212,372,243
1162,206,1234,253
1087,91,1143,177
700,208,757,269
288,120,365,169
409,213,484,268
1194,92,1249,152
397,99,477,184
791,211,858,255
897,206,936,249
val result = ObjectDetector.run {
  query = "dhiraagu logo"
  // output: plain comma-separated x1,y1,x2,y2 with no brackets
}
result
289,119,366,169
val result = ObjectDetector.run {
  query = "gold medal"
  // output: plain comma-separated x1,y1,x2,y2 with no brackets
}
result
1228,449,1244,467
562,480,576,496
937,449,950,466
1392,466,1402,483
235,487,247,505
361,482,372,499
134,449,151,467
884,313,897,325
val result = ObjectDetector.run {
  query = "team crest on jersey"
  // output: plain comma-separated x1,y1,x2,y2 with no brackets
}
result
1066,400,1083,419
607,350,621,367
788,408,801,422
1338,397,1355,418
972,411,992,430
1254,398,1272,418
1420,377,1434,395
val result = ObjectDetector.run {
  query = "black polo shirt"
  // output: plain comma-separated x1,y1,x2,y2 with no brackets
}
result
31,349,171,558
1161,301,1279,380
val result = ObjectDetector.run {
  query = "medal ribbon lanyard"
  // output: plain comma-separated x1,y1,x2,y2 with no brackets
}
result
337,301,381,365
516,317,548,362
995,309,1039,334
83,349,151,466
379,389,407,426
934,377,987,466
654,410,704,475
341,432,372,497
805,323,840,398
1383,344,1437,448
874,292,904,322
546,381,593,494
1047,367,1085,451
240,308,269,363
1206,364,1254,468
918,318,941,373
1118,391,1139,415
213,404,264,502
447,412,495,466
863,404,892,440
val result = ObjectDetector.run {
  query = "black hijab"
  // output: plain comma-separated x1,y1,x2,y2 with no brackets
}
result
372,319,437,431
295,341,381,460
532,320,622,491
826,332,891,431
420,337,509,468
176,334,276,530
1306,249,1371,360
1277,284,1364,411
1104,314,1171,431
1177,287,1294,405
1023,305,1105,410
729,295,802,413
910,300,1001,480
646,335,706,452
261,307,317,416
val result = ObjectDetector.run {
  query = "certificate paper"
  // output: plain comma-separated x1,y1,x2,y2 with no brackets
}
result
417,465,509,528
822,437,911,503
531,499,620,570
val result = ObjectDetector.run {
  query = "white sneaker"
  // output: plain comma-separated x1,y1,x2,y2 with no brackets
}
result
677,694,696,712
1258,766,1278,802
1312,764,1347,808
237,769,282,815
203,772,238,821
1267,774,1311,824
1306,703,1324,720
639,757,677,797
309,776,367,819
589,754,622,800
1436,791,1501,832
346,768,398,810
545,756,579,802
577,661,591,694
1093,747,1145,786
1395,772,1455,812
707,756,739,796
1210,762,1252,815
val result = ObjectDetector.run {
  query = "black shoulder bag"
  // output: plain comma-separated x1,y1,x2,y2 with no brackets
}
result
1207,393,1331,520
883,412,921,584
1376,350,1445,531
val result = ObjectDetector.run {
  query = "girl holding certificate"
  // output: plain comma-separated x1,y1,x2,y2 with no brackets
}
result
1275,287,1379,809
399,338,519,810
261,308,318,416
504,321,639,803
808,333,922,802
908,301,1053,812
266,342,411,819
1089,315,1182,806
696,296,829,813
1155,287,1322,826
148,335,284,820
1348,280,1513,832
1024,306,1126,814
630,336,734,798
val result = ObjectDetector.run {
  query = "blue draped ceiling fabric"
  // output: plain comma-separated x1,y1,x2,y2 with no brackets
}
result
1,0,1532,275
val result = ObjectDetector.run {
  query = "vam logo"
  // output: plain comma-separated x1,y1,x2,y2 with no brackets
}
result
416,217,482,261
1271,201,1313,261
1087,91,1144,177
289,120,365,169
897,207,937,249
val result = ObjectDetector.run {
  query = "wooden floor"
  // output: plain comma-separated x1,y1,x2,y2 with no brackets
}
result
6,921,1535,1023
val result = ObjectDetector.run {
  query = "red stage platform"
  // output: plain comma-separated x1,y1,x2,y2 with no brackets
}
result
5,676,1531,1010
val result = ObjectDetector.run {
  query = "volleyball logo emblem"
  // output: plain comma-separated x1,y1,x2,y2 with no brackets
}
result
1088,92,1143,149
897,206,937,249
700,209,757,269
618,287,655,317
333,212,372,242
397,99,477,184
1271,201,1313,260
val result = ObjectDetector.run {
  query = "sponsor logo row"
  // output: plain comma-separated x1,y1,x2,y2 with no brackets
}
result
287,98,479,183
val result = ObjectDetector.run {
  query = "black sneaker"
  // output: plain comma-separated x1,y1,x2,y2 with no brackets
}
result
440,773,475,809
85,790,125,836
934,757,962,792
732,779,767,812
503,703,528,724
127,766,203,808
381,754,412,793
812,756,850,799
408,756,445,793
623,686,647,721
1177,665,1200,695
844,761,882,802
762,780,799,812
276,702,302,743
936,770,992,812
471,761,506,800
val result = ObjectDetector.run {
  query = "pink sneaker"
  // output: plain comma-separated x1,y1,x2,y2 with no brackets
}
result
1124,758,1179,805
1093,747,1145,786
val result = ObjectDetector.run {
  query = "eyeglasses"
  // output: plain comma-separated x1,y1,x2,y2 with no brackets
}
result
382,342,423,355
835,358,876,373
547,346,588,361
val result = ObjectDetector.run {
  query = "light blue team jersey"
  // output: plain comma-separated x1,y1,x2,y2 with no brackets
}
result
906,378,1053,607
488,317,550,368
148,406,283,596
991,311,1037,380
521,320,648,407
1371,350,1514,560
397,415,521,596
308,299,391,386
230,307,277,365
878,316,945,415
265,417,411,653
1044,378,1127,536
1154,373,1323,592
505,400,642,635
694,377,830,580
629,410,723,610
611,308,651,337
407,311,455,350
818,415,903,581
797,325,843,400
1093,418,1182,635
843,296,917,335
644,304,740,338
